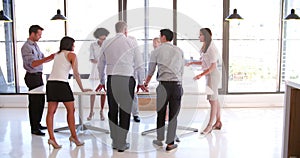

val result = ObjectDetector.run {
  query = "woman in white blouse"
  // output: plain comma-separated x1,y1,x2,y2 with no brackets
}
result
186,28,222,135
87,28,109,121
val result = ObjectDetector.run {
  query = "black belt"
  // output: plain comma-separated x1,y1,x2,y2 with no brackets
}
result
160,81,182,85
26,72,42,75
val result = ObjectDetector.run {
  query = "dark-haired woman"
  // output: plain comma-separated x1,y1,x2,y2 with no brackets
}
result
186,28,222,135
46,36,91,149
87,28,110,121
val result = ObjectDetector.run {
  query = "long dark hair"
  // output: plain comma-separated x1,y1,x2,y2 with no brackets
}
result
59,36,75,53
200,28,212,53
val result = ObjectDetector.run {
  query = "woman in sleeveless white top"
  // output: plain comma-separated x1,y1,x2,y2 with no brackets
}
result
46,36,91,149
185,28,222,136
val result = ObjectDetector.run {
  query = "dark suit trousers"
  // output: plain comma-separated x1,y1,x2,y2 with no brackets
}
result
156,81,183,144
24,72,45,131
107,75,135,149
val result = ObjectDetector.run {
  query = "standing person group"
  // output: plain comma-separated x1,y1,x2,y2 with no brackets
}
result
186,28,222,135
22,23,221,152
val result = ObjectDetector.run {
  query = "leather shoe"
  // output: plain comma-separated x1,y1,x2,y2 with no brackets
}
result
166,144,178,152
39,125,47,130
133,116,140,123
118,143,130,152
31,130,45,136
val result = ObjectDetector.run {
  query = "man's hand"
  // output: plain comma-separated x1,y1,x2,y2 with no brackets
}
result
46,53,55,61
136,84,148,93
95,84,106,92
144,75,152,87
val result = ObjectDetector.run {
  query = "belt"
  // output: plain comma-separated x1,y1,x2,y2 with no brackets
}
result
26,72,42,75
160,81,182,85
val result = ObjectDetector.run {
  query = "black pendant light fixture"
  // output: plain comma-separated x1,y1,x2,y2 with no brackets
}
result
0,10,12,22
51,9,67,21
226,9,243,21
285,9,300,20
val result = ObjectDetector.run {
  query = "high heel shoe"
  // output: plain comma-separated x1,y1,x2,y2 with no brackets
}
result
69,136,84,146
200,124,213,135
100,110,105,121
87,112,94,121
212,121,222,130
48,139,62,149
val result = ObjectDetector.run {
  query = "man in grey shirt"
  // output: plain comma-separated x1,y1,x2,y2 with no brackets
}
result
144,29,184,152
96,21,147,152
21,25,54,136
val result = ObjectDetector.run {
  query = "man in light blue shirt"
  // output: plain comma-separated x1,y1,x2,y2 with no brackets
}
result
21,25,54,136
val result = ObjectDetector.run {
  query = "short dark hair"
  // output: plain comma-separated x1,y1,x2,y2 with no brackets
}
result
59,36,75,51
160,29,173,41
93,28,110,38
29,25,44,35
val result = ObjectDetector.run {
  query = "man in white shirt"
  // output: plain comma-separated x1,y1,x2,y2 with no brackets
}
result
96,21,147,152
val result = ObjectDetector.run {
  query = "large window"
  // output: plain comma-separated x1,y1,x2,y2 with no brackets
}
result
281,0,300,91
67,0,118,74
228,0,281,93
13,0,118,93
0,0,16,93
127,0,173,56
177,0,223,91
0,0,297,94
14,0,65,92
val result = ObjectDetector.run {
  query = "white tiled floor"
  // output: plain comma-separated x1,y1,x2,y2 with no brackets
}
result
0,107,283,158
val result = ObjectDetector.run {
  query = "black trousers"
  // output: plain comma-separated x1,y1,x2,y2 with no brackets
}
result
107,75,135,149
24,72,45,131
156,81,183,144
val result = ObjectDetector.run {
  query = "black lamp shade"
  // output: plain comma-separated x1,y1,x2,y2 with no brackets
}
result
285,9,300,20
226,9,243,20
51,9,67,20
0,10,12,22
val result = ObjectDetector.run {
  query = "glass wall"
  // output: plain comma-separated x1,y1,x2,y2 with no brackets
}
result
228,0,281,93
177,0,223,91
0,0,298,94
67,0,118,74
14,0,65,92
126,0,173,56
0,0,15,93
12,0,118,93
281,0,300,91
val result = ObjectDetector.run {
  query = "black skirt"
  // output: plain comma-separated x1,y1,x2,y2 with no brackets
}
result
46,80,74,102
